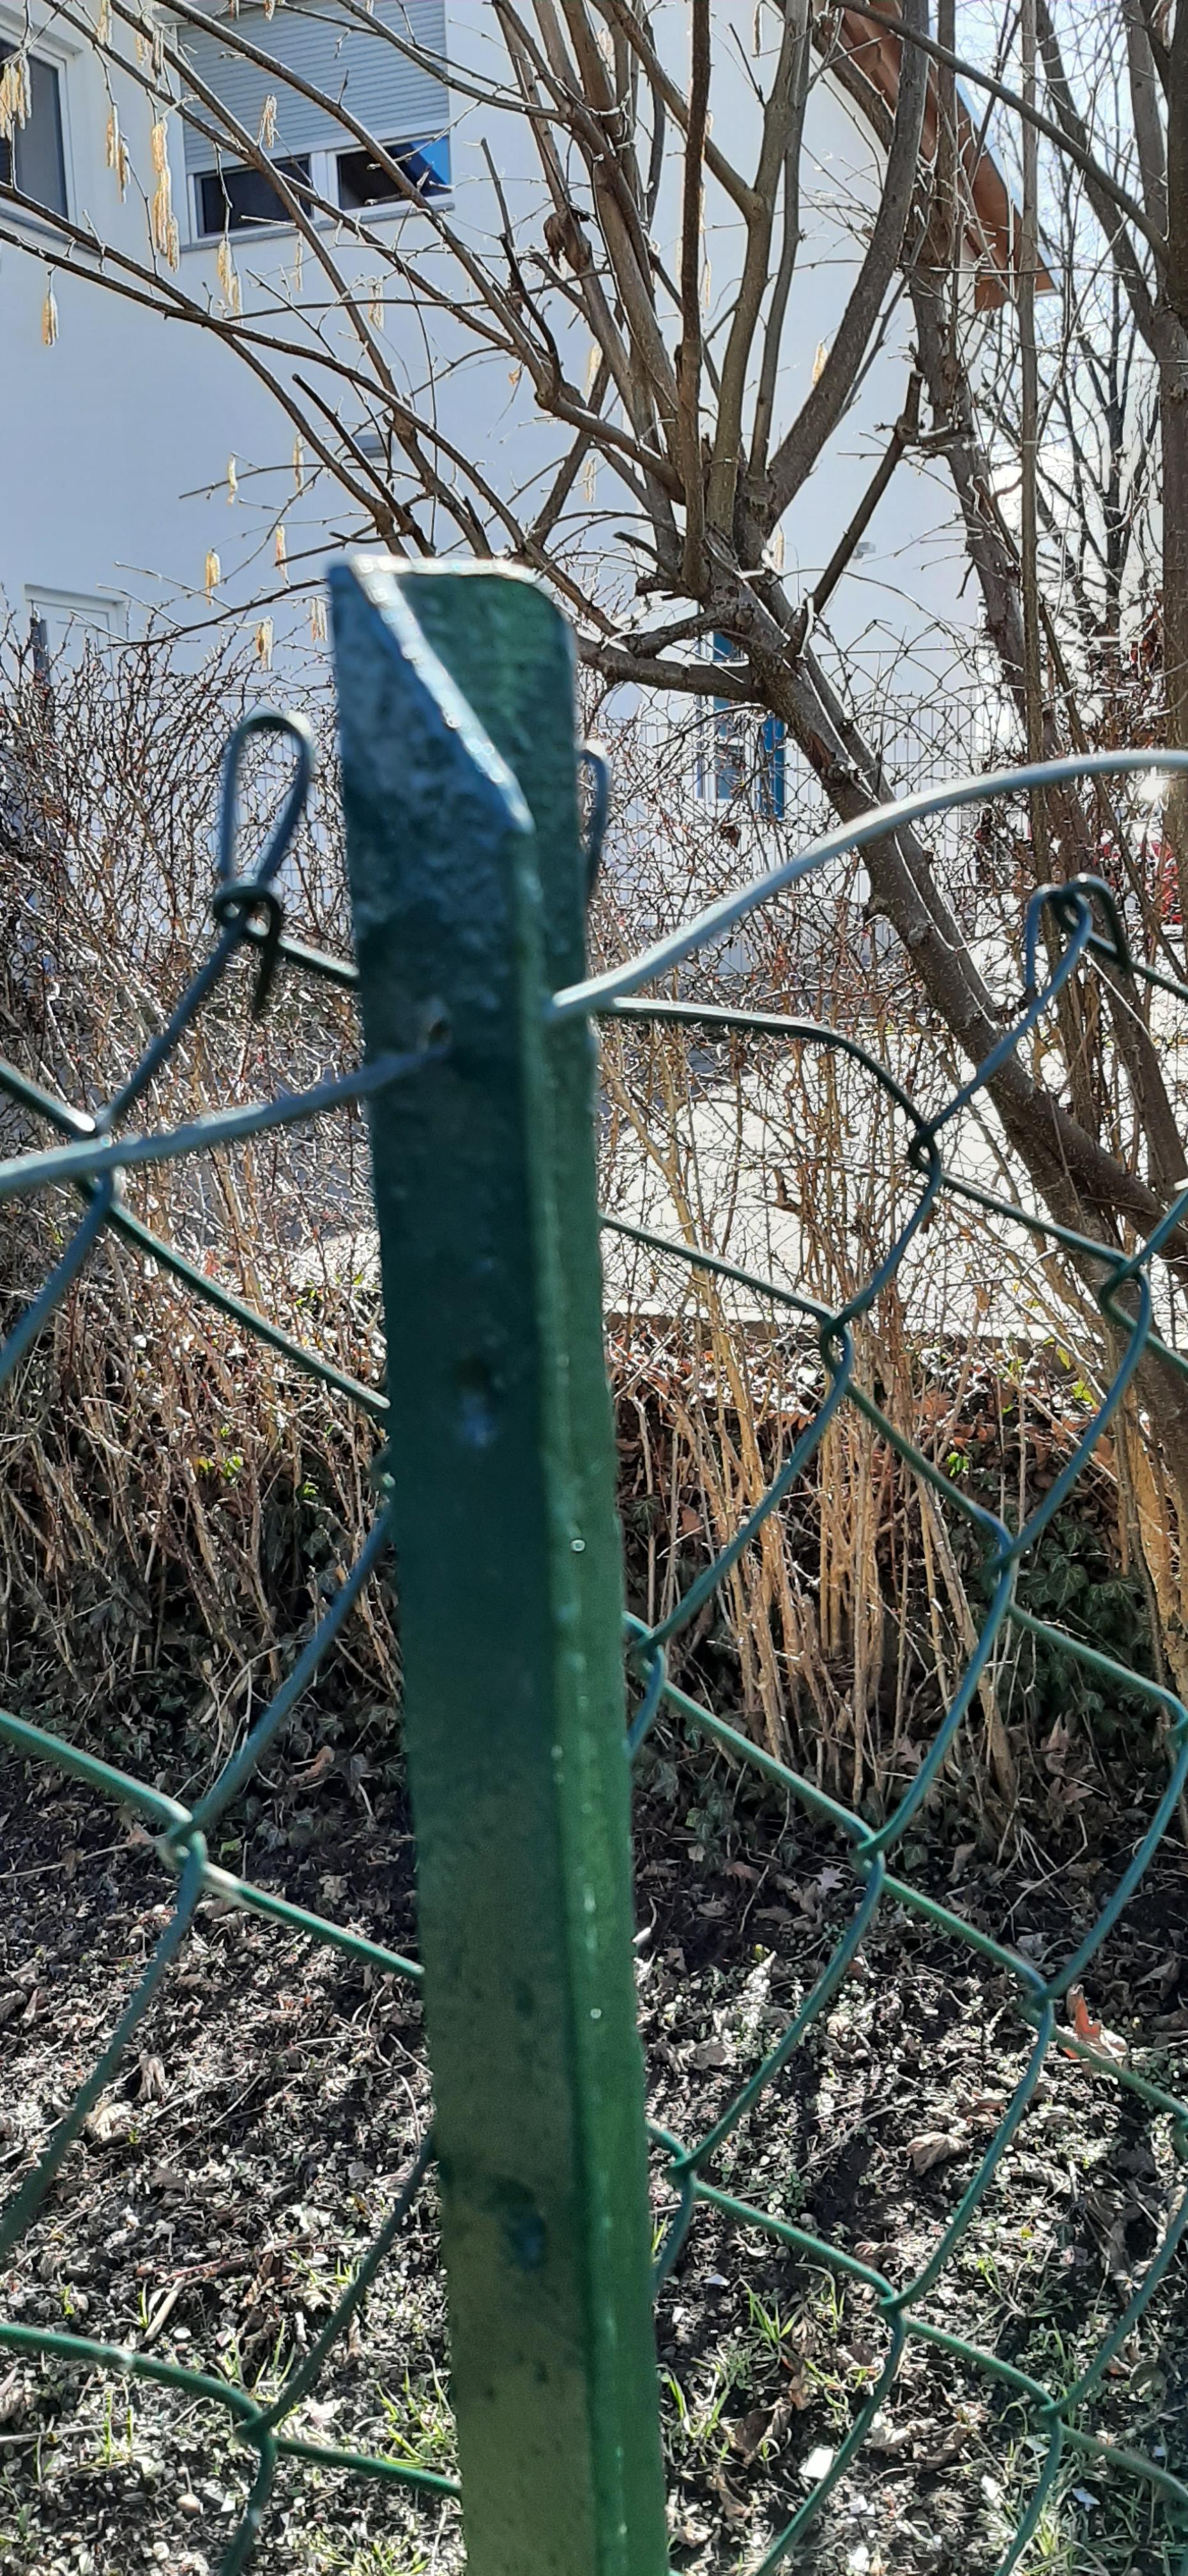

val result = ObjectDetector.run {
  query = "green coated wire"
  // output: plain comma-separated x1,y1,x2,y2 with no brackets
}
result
601,809,1188,2569
0,714,443,2568
4,723,1188,2576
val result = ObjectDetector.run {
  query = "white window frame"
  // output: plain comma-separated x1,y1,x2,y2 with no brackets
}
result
25,585,130,656
181,138,452,251
694,634,788,822
0,4,78,232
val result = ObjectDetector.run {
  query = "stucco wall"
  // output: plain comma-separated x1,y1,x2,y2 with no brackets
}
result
1,0,979,724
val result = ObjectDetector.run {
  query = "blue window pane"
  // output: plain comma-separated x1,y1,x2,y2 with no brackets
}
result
759,715,786,820
337,133,450,210
413,134,451,192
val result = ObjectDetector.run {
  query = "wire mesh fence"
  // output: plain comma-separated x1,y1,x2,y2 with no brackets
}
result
0,703,450,2576
3,561,1188,2576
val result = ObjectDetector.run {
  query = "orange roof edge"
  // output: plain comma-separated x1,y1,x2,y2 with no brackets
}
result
835,6,1056,310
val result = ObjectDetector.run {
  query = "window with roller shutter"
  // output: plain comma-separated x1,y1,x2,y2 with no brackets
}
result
176,0,450,238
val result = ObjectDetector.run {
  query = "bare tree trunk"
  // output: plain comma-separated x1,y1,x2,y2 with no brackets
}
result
1019,0,1051,872
1162,374,1188,905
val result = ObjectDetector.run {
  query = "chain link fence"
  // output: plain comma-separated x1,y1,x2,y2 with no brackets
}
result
3,562,1188,2575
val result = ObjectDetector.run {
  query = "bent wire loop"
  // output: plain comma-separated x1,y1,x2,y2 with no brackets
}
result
3,720,1188,2569
0,712,445,2572
604,757,1188,2572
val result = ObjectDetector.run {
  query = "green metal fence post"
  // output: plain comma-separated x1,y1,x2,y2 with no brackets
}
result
329,554,667,2576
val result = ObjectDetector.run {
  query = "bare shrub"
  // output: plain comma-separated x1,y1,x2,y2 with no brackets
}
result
0,625,392,1781
0,632,1156,1830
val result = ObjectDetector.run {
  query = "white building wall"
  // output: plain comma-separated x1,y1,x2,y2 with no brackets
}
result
0,1,554,647
1,0,983,735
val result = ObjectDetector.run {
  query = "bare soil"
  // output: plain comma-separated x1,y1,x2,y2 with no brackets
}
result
3,1722,1188,2576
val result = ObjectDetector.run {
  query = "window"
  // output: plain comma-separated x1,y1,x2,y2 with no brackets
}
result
701,634,786,821
191,137,448,237
195,154,310,236
0,45,67,217
336,134,449,210
179,0,450,240
25,586,128,663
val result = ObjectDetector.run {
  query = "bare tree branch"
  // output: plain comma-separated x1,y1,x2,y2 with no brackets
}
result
748,1,812,483
706,0,807,537
810,367,922,622
677,0,710,591
1033,0,1163,346
844,0,1166,264
1122,0,1168,232
765,0,927,523
590,0,754,213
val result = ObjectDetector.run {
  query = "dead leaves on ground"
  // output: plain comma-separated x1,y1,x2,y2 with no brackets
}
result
1062,1983,1129,2064
906,2123,970,2175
